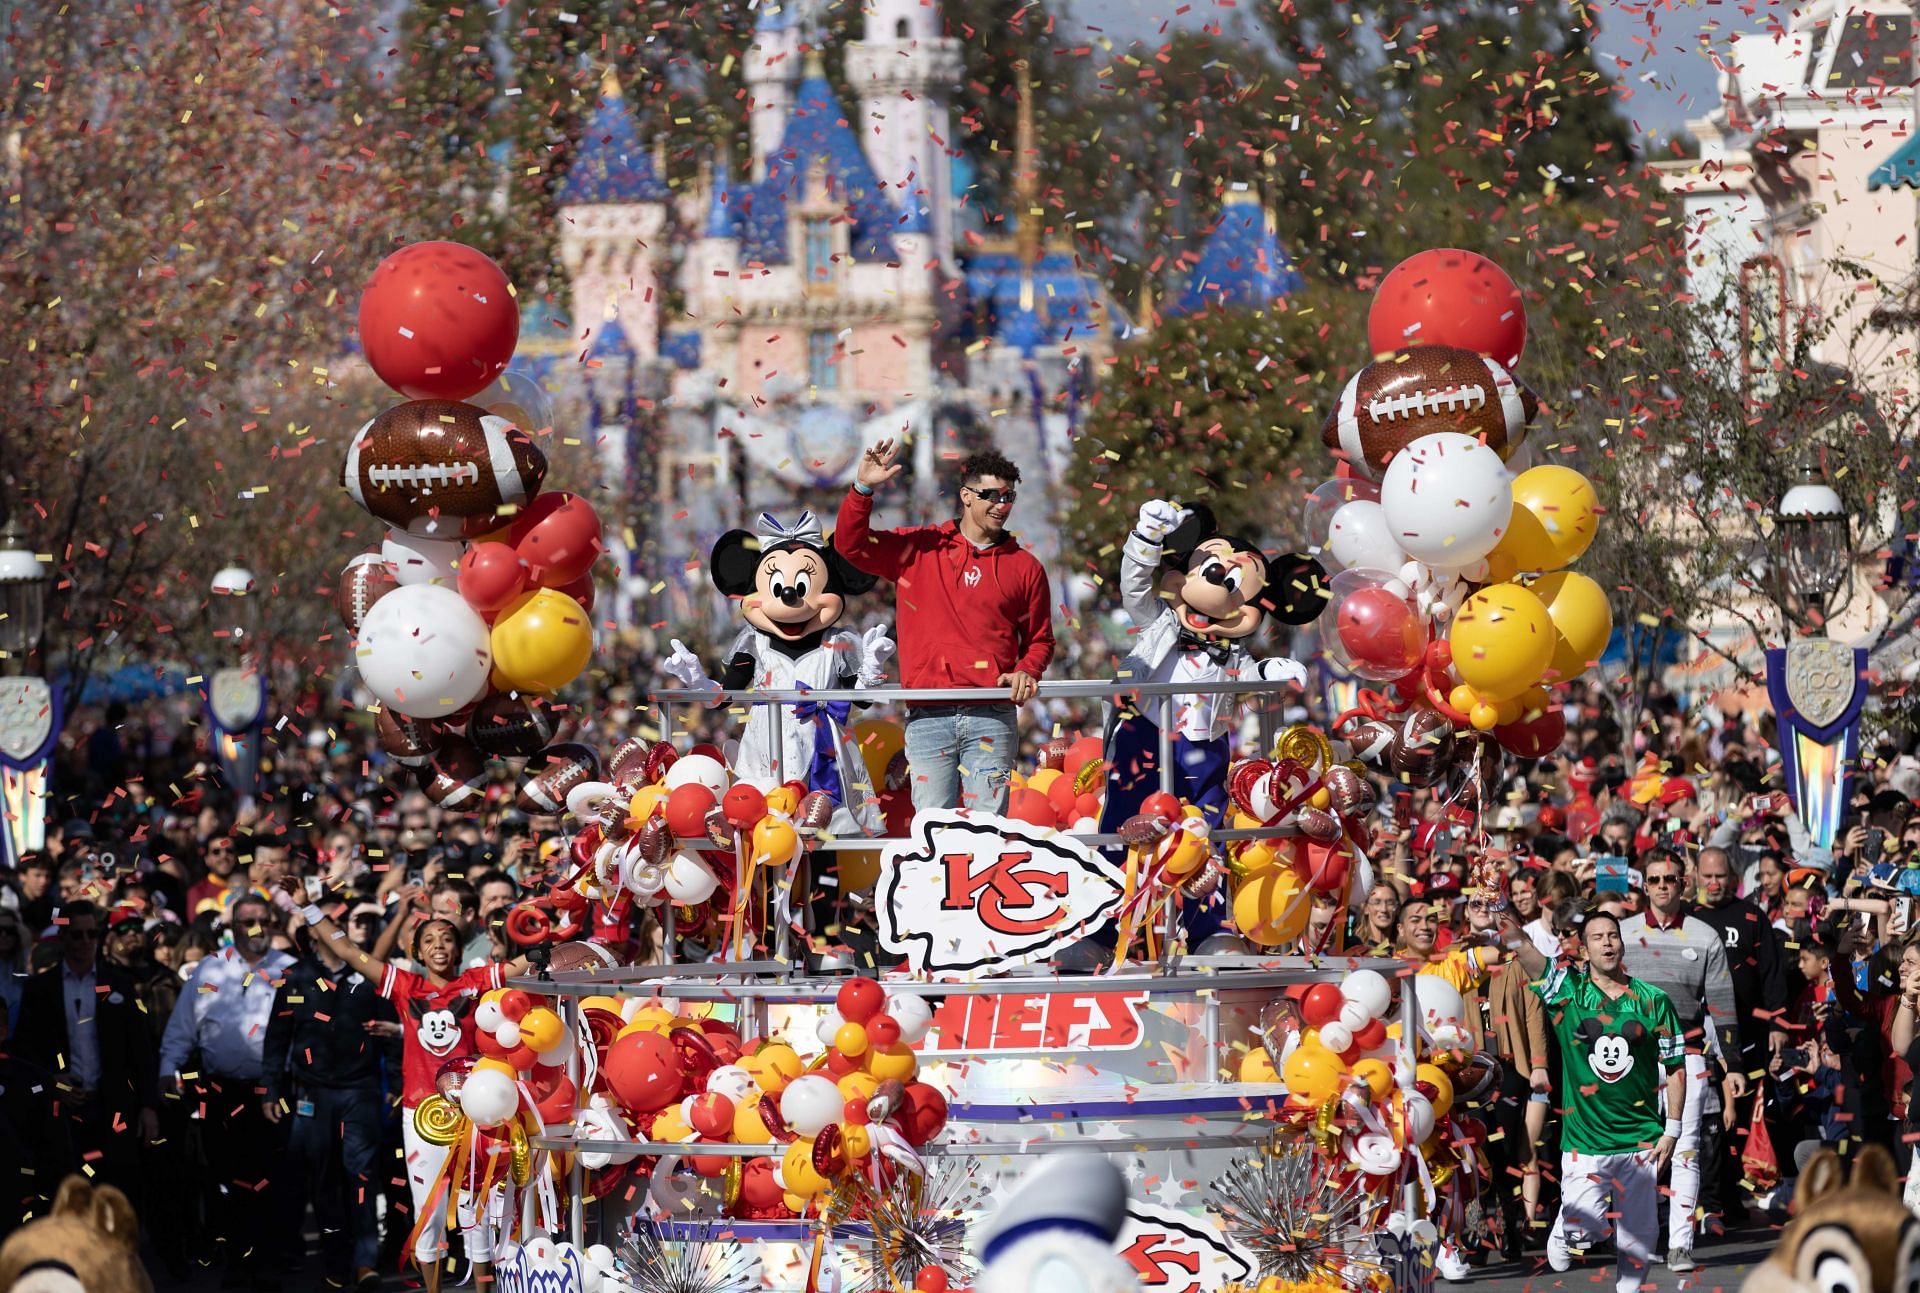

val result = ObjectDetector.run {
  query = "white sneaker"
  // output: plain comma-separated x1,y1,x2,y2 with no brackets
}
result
1668,1247,1696,1273
1546,1242,1573,1274
1436,1244,1471,1283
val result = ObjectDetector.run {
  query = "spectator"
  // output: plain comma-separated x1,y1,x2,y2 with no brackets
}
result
102,909,178,1044
263,895,397,1293
0,907,25,1024
0,995,72,1241
427,877,487,967
158,893,296,1286
836,440,1055,813
12,900,159,1211
1357,883,1401,955
1619,849,1744,1268
14,854,56,933
186,835,240,915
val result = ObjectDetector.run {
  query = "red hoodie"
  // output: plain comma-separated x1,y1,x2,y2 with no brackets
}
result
835,488,1055,700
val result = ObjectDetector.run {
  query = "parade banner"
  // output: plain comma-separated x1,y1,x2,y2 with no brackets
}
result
876,809,1126,979
204,665,268,802
1114,1199,1257,1293
0,677,61,869
1764,638,1868,852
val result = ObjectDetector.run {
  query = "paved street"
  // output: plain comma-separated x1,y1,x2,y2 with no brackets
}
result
1463,1227,1780,1292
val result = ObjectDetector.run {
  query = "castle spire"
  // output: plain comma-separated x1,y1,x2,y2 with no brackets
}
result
1015,62,1038,314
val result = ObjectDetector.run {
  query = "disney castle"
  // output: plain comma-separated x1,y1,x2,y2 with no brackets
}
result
513,0,1302,630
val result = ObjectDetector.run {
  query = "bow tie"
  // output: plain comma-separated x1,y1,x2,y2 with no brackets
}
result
757,510,823,548
1177,631,1235,663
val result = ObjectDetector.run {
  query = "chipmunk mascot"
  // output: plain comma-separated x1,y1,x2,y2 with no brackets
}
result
0,1176,152,1293
1741,1144,1919,1293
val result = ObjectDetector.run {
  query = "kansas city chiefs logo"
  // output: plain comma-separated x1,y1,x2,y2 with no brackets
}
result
877,810,1126,978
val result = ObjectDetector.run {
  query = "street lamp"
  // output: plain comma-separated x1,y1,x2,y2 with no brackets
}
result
0,517,47,672
1777,465,1853,611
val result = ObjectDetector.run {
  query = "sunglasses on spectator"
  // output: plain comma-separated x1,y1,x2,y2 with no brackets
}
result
964,486,1017,505
1647,874,1682,887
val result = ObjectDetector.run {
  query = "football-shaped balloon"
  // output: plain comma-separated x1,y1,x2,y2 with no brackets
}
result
341,400,548,537
416,736,489,810
1390,708,1457,787
546,940,623,974
1321,345,1536,479
336,553,400,634
606,736,657,788
357,241,519,401
1368,248,1527,369
468,690,565,758
376,707,445,768
516,742,603,814
457,541,527,615
508,491,605,588
1334,714,1396,765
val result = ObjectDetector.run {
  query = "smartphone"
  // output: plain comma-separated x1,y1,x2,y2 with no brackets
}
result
1865,833,1888,867
1893,897,1913,940
304,876,325,903
1595,855,1630,894
406,869,424,888
1779,1047,1811,1071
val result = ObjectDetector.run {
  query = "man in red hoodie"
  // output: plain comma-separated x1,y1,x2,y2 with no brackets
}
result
835,440,1055,814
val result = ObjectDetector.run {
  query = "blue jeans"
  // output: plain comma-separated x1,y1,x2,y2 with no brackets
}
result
905,704,1017,813
287,1084,384,1278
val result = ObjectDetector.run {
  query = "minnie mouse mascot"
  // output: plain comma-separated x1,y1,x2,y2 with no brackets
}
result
1099,499,1327,943
662,511,893,834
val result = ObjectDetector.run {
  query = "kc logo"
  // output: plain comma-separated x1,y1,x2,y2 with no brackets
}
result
877,810,1126,978
1115,1201,1255,1293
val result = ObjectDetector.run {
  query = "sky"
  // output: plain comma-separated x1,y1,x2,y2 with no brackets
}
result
1058,0,1796,142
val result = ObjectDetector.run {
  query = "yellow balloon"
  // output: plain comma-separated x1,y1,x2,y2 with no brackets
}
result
1416,1062,1456,1119
1352,1058,1394,1102
1282,1040,1344,1105
518,1007,564,1052
474,1056,518,1078
1496,466,1600,572
490,588,593,693
751,816,801,868
1232,869,1310,946
740,1040,802,1093
733,1098,774,1144
1240,1047,1279,1083
835,1021,871,1057
848,718,906,790
841,1123,873,1162
1448,583,1555,701
652,1105,695,1143
837,848,882,893
1233,839,1280,879
865,1041,919,1082
627,783,669,828
1028,768,1063,796
781,1139,831,1197
1532,570,1614,684
836,1071,879,1103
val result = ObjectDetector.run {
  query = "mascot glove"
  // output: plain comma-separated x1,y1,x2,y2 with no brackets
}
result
1134,498,1191,544
1257,656,1308,687
663,639,723,698
858,625,896,687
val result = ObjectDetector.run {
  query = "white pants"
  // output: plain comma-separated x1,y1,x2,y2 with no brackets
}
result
1550,1150,1658,1293
402,1116,505,1265
1661,1052,1708,1249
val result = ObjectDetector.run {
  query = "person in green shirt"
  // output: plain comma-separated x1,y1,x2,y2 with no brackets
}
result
1529,906,1687,1293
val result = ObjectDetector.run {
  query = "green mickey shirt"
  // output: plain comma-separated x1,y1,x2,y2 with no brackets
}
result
1534,963,1684,1156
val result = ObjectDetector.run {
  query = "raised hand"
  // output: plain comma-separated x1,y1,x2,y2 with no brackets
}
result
858,625,895,686
1135,498,1191,544
857,438,905,490
662,638,717,690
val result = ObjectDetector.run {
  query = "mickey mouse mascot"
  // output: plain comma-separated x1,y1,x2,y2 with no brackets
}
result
662,511,893,835
1099,499,1327,945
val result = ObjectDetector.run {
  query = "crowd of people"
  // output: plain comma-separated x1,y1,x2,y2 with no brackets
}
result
1,451,1912,1291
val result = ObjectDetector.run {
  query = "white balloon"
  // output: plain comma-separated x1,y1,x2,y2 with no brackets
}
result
664,753,730,798
535,1029,573,1062
886,993,933,1045
706,1064,755,1102
473,367,556,435
1340,969,1394,1020
1318,1021,1354,1055
663,851,719,905
461,1068,520,1127
1379,432,1514,569
355,584,492,718
476,1000,503,1032
496,1019,522,1050
780,1075,841,1138
1337,999,1373,1032
1402,1091,1436,1145
1413,976,1469,1044
625,859,665,898
815,1010,847,1047
383,530,463,587
566,780,620,821
1348,1132,1401,1177
1327,500,1408,573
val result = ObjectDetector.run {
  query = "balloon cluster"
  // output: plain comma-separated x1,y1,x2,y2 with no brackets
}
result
1221,728,1374,947
337,241,610,812
1314,249,1610,779
1004,736,1109,832
589,978,947,1219
1243,968,1497,1226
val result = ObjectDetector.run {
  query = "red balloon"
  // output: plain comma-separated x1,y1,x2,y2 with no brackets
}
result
535,1074,578,1124
842,1097,872,1126
1074,792,1102,822
688,1092,735,1139
899,1082,948,1146
475,1029,511,1059
687,1144,731,1178
604,1031,684,1113
458,542,527,616
1304,842,1352,895
740,1157,784,1208
1337,588,1425,676
866,1014,901,1048
498,989,532,1023
1495,706,1568,761
836,977,885,1025
722,783,768,831
664,783,717,840
916,1269,951,1293
1045,772,1077,821
1301,983,1345,1028
505,1043,539,1072
1353,1018,1388,1052
1140,790,1182,820
554,570,596,613
358,242,518,401
1064,736,1106,780
1006,786,1056,829
825,1049,860,1077
1367,249,1527,369
509,491,605,588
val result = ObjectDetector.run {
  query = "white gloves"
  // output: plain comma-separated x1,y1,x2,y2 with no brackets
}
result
1135,499,1191,545
1258,656,1309,687
662,638,722,701
858,625,896,688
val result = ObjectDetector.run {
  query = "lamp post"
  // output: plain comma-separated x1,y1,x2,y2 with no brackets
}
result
205,565,267,808
1776,465,1853,617
0,518,55,867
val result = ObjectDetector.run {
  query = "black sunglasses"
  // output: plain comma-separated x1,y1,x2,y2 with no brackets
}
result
965,486,1017,505
1647,874,1683,886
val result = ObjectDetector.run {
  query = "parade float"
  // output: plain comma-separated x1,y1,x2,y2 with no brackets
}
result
333,243,1609,1293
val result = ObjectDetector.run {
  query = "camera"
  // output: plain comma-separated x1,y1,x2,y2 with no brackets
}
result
1779,1047,1812,1071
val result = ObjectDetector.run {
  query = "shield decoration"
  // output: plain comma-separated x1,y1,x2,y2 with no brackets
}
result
0,677,54,765
1783,639,1858,731
209,667,266,732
